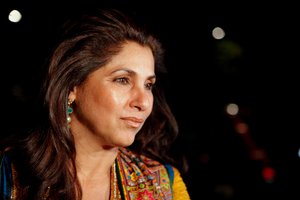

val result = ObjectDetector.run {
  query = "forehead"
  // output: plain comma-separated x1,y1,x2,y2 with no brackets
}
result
111,41,153,62
103,42,155,72
85,42,155,80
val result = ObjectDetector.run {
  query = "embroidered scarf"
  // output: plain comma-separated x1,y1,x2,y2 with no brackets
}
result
114,148,173,200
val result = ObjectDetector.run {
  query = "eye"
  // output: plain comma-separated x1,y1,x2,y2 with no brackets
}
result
115,77,130,85
145,82,155,90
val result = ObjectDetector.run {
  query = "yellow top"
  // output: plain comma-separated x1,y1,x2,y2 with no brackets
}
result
173,167,191,200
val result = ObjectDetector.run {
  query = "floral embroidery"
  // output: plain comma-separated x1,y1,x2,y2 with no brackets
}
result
115,147,173,200
137,190,155,200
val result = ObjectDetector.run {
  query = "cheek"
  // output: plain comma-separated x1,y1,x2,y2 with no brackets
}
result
110,90,125,103
99,90,125,110
146,95,154,116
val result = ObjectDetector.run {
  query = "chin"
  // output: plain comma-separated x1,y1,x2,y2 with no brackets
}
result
113,130,137,147
119,136,136,147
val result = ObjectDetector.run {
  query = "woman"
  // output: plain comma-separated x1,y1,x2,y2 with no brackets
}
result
0,8,190,200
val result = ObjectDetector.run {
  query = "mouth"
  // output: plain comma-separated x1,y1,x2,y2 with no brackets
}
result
121,117,144,128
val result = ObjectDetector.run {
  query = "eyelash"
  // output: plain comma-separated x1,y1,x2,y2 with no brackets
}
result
145,83,154,90
114,77,155,90
115,77,129,85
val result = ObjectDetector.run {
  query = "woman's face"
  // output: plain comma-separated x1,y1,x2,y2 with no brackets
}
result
69,41,155,148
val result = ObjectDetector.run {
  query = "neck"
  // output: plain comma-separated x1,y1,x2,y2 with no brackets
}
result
76,146,118,180
71,125,119,179
75,146,118,200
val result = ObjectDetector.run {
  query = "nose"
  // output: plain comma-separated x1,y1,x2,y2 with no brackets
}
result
130,87,153,111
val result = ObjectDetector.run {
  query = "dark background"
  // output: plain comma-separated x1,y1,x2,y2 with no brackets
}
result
1,0,300,199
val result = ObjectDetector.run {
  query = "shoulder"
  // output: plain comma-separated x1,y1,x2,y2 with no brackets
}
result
118,148,191,199
0,147,13,176
0,148,14,199
170,166,191,200
0,147,13,164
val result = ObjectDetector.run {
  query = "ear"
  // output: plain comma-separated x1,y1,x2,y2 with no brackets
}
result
68,86,77,102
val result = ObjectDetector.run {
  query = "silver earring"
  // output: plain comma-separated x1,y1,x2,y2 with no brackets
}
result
67,99,73,124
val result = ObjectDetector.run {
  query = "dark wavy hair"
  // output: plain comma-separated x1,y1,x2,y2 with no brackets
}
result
11,8,178,199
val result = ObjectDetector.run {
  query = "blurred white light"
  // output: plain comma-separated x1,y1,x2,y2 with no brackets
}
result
8,9,22,23
297,148,300,158
226,103,239,116
212,27,225,40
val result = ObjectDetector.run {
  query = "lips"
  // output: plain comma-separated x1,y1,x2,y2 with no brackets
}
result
121,117,144,128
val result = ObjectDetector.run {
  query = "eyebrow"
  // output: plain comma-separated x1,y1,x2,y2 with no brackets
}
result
111,68,156,80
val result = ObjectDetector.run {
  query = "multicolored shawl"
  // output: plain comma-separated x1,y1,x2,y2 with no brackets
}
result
114,148,174,200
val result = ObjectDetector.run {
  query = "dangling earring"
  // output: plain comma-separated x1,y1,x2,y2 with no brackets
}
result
67,99,73,124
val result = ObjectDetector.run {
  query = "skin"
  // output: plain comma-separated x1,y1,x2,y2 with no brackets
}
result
68,41,156,199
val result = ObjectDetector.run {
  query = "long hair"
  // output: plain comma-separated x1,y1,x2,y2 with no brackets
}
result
14,8,178,199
